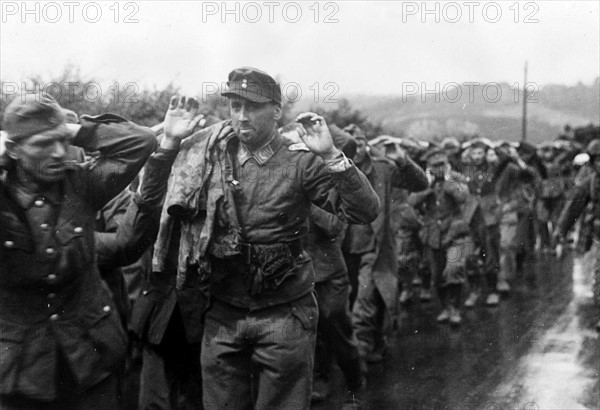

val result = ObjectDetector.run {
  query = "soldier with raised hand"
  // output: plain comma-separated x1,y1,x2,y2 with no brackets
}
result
346,131,428,364
555,139,600,332
0,93,156,409
152,67,379,410
409,148,471,325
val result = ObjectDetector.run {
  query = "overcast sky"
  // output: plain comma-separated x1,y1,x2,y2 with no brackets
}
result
1,1,599,98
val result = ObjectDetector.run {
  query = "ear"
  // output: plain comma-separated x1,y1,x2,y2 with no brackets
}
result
4,139,19,160
273,104,282,121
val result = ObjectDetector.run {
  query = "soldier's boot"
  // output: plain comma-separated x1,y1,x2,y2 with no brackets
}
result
464,288,480,308
449,305,462,326
399,286,414,305
486,292,500,306
497,279,511,294
419,288,433,302
342,377,367,410
436,287,451,323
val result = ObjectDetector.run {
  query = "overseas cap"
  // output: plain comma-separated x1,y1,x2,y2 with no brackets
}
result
222,67,282,104
2,93,66,142
422,147,447,163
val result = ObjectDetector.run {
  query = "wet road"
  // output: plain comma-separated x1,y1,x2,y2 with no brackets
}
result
317,249,599,410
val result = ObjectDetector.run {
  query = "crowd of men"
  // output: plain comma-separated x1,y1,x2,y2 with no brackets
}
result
1,67,599,410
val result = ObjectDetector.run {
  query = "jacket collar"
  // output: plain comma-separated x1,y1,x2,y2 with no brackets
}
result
356,153,373,176
237,131,282,166
5,172,63,209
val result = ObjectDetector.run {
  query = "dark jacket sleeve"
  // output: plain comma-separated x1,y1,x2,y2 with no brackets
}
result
407,188,433,208
304,153,380,224
392,155,428,192
556,177,591,238
95,148,179,268
73,114,157,210
310,204,346,238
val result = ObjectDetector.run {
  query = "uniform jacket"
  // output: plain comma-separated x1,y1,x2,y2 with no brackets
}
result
96,148,179,325
408,177,469,250
148,121,379,340
0,115,156,400
345,154,428,311
304,204,347,283
557,171,600,238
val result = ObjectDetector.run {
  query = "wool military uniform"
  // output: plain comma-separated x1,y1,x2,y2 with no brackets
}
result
0,114,156,408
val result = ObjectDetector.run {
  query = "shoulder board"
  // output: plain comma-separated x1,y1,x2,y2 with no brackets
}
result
80,113,128,123
288,143,310,152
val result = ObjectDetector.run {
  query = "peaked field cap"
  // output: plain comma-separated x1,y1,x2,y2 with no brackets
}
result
2,93,66,142
222,67,282,104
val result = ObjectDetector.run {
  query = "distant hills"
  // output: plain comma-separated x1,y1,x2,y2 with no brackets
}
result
297,78,599,143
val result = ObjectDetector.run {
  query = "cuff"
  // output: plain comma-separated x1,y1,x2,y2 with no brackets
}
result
325,152,352,173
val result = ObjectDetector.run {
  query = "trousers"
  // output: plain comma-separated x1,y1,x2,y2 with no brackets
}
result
201,292,318,410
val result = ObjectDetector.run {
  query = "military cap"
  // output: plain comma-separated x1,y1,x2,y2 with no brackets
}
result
441,137,460,149
469,138,491,150
517,141,537,156
222,67,281,104
538,141,556,151
330,124,357,158
422,147,447,163
2,93,66,142
343,124,367,141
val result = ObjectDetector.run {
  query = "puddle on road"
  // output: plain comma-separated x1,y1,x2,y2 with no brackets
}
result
493,254,599,410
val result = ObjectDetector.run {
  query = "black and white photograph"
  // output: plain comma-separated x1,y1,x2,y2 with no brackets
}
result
1,1,599,409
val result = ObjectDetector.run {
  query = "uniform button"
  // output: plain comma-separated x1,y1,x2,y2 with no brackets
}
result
45,247,56,256
73,227,83,234
34,199,44,207
48,293,57,299
47,274,57,282
50,314,59,321
40,223,50,231
103,305,111,313
3,240,15,248
142,290,149,296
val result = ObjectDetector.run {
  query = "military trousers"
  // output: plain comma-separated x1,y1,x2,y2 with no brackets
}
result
0,365,118,410
314,274,364,391
483,224,501,292
201,292,318,410
351,252,389,356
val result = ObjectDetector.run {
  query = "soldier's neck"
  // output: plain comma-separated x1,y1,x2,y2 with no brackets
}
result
12,167,54,195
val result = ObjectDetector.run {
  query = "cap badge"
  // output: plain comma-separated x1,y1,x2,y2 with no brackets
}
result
241,79,247,88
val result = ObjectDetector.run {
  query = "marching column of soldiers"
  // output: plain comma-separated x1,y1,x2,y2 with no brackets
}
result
0,67,599,410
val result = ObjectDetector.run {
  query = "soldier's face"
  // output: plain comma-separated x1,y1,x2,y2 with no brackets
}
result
7,125,69,184
354,139,368,164
486,148,499,164
229,96,281,150
470,147,486,165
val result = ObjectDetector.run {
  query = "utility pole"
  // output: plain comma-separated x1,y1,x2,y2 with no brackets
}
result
522,61,528,141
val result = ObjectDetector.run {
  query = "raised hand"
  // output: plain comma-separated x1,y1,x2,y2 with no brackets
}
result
295,112,340,161
162,96,204,148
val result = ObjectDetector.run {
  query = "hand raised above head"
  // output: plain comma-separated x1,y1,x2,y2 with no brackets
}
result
295,112,340,161
162,96,204,148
